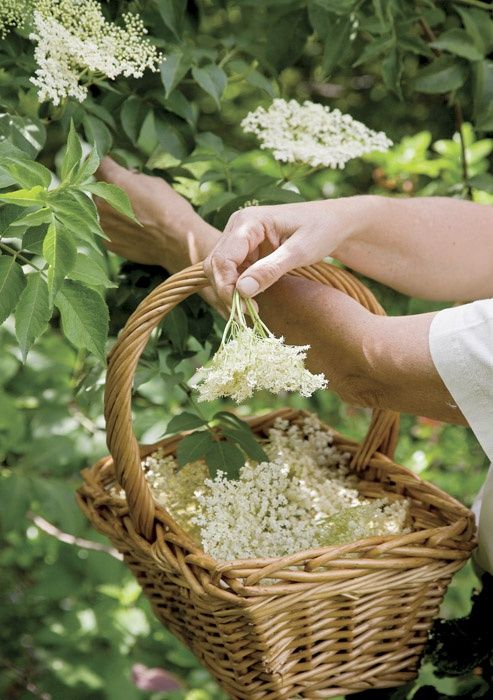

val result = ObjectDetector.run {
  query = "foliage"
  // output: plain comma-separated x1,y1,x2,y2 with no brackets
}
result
1,1,493,698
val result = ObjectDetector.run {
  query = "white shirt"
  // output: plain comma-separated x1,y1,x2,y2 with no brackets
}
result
429,299,493,574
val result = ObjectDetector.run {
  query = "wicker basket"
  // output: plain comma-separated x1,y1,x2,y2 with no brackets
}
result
78,261,476,699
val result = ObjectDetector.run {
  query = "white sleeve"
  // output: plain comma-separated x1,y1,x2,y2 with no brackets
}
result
429,299,493,575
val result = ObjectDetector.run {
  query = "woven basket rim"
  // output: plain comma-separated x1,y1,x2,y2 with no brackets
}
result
79,407,476,580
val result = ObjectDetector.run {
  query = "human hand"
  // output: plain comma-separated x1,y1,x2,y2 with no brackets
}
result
204,198,366,304
95,157,217,272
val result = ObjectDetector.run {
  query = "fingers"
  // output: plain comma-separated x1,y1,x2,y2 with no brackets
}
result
236,238,304,297
204,208,270,305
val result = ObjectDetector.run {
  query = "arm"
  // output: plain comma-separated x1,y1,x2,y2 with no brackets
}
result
205,196,493,304
258,276,466,425
95,160,465,423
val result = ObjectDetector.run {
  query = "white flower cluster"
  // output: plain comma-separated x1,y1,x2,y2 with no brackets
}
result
29,0,163,105
142,415,409,563
241,99,392,169
0,0,30,38
192,327,327,403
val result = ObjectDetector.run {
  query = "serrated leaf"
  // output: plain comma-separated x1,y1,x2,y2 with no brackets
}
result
55,280,108,359
22,225,47,254
0,185,45,207
431,28,484,62
73,147,100,185
0,255,26,324
86,182,140,223
10,207,51,228
215,411,269,462
205,440,245,480
0,153,52,189
414,56,468,94
68,253,115,288
15,272,50,360
192,64,227,109
167,412,208,434
49,190,105,247
61,120,83,183
0,113,46,158
160,50,191,97
176,430,215,467
42,220,77,302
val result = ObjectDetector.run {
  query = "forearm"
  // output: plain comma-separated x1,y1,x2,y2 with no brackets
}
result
333,196,493,301
256,277,466,425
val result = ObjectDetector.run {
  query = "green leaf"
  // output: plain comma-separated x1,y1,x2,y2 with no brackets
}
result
457,6,493,55
22,225,48,254
85,182,139,223
49,189,104,247
73,147,100,185
191,64,227,109
160,50,191,97
0,255,26,324
120,96,148,144
15,272,51,360
0,152,52,189
0,185,45,207
176,430,215,468
61,120,83,182
431,28,484,62
55,280,109,360
414,56,468,94
82,114,112,156
164,90,199,128
382,50,403,98
154,116,187,160
469,173,493,193
154,0,185,39
321,18,352,76
214,411,269,462
10,208,51,228
42,220,77,302
167,412,208,434
0,113,46,158
205,440,245,480
137,111,158,156
162,306,188,351
68,253,115,288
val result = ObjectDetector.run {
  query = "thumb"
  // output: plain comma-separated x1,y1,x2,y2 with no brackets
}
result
236,243,302,297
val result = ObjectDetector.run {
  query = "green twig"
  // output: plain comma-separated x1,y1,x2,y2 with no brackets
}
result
0,241,45,274
454,102,473,200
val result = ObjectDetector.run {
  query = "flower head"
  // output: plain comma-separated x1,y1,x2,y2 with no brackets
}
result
241,98,392,169
140,416,409,563
29,0,163,105
191,292,327,402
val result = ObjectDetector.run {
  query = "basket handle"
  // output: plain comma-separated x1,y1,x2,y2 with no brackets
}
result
105,261,399,539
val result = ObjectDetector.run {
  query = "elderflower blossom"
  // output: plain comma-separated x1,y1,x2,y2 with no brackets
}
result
140,415,410,563
192,292,327,403
29,0,163,105
241,99,392,169
0,0,30,37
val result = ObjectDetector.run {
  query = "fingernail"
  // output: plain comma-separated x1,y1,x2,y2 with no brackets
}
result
237,277,259,297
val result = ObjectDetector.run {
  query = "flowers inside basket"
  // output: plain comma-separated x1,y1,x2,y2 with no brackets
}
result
78,261,476,700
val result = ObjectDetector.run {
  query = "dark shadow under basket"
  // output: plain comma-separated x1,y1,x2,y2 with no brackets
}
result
77,262,476,699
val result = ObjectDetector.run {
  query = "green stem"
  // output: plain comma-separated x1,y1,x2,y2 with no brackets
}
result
0,242,45,274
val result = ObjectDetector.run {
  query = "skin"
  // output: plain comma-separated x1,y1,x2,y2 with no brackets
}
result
96,157,493,425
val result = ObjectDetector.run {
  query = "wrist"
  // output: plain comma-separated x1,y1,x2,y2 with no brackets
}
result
331,194,384,258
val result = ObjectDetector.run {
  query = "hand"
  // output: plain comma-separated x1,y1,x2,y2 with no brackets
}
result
204,198,367,304
95,157,217,272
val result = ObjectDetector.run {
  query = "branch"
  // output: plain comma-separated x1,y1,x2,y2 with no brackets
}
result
29,513,123,560
454,102,473,199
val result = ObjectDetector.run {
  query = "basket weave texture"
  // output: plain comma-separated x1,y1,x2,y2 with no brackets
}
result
78,262,476,699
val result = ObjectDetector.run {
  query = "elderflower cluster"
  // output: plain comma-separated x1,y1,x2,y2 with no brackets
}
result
192,327,327,403
29,0,163,105
241,99,392,169
140,415,409,563
192,292,327,403
0,0,30,37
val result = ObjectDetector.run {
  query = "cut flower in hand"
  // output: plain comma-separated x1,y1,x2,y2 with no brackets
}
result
191,291,327,403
